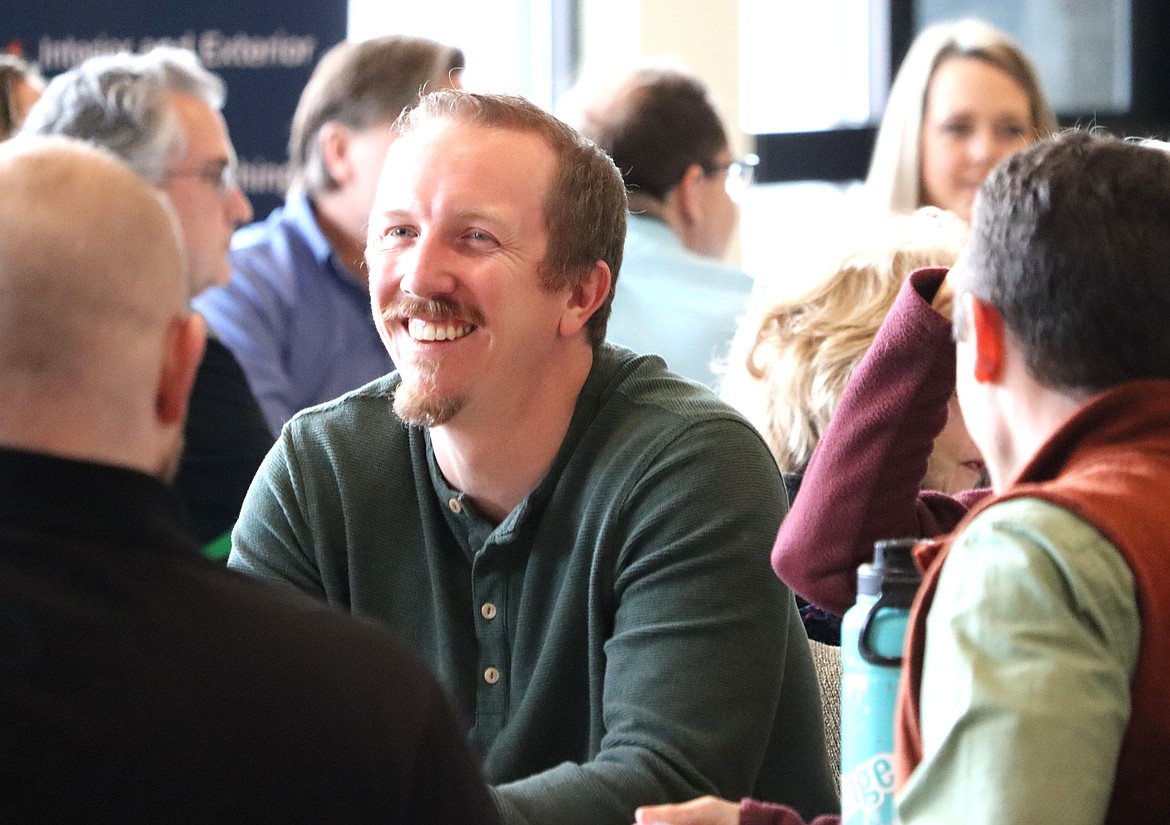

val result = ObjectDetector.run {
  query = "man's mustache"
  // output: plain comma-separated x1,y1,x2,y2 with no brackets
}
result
381,297,486,327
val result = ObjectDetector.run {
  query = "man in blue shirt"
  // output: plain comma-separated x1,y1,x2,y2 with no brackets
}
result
565,64,756,389
195,36,464,433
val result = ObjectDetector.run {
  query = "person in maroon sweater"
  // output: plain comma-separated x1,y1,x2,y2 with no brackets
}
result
718,209,978,644
771,265,990,619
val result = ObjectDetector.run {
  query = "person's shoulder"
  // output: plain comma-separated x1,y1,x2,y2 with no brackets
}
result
228,198,322,280
952,496,1134,606
593,345,769,442
280,372,405,443
675,253,754,294
191,561,452,720
622,219,754,291
961,496,1105,550
229,202,292,253
940,496,1140,664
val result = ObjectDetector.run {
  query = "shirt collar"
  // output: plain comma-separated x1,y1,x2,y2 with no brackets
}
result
0,446,198,557
288,190,364,283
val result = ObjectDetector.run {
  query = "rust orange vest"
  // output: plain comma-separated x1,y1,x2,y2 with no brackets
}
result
895,381,1170,823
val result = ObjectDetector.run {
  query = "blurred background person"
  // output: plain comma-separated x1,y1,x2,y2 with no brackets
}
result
23,47,270,555
721,206,974,644
563,62,755,389
865,18,1058,222
0,56,43,140
195,35,465,434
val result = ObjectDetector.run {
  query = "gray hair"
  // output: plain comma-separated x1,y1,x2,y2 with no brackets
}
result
21,46,224,185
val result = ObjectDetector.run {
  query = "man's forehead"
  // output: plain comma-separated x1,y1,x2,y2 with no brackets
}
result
379,118,555,201
167,91,231,158
389,117,550,164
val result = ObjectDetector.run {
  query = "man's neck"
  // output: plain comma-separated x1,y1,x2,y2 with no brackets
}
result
310,195,368,285
628,190,705,256
988,374,1090,493
0,391,173,482
429,346,595,525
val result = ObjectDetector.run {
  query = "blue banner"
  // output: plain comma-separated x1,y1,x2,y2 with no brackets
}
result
4,1,346,218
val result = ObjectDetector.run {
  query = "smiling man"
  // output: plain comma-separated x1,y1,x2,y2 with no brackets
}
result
228,90,837,825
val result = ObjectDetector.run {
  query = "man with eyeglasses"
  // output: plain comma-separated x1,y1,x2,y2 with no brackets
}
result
563,63,757,389
23,47,271,555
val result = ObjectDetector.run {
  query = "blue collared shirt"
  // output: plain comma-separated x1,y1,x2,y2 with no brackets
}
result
194,191,394,434
605,213,755,389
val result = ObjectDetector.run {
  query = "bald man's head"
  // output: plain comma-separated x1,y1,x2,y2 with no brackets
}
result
0,136,205,478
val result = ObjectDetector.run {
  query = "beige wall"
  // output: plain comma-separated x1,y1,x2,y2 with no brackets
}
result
578,0,746,153
577,0,749,262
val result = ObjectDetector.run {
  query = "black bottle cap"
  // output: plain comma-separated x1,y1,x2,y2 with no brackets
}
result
856,537,923,607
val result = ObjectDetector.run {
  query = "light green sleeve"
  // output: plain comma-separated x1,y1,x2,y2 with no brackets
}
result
897,498,1139,825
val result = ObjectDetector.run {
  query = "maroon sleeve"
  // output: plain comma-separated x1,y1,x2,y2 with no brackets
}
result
771,268,986,617
739,798,840,825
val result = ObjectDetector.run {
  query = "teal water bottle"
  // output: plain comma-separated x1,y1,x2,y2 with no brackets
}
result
840,538,922,825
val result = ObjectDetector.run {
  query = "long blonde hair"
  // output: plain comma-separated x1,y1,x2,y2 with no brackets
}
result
866,18,1059,215
726,208,967,472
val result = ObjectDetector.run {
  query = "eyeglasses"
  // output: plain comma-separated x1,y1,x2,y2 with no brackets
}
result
165,160,239,197
701,153,759,201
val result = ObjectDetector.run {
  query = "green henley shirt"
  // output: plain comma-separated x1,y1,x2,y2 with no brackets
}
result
229,344,838,825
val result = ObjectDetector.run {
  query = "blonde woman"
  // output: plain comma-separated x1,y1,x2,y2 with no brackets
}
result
866,18,1058,221
722,207,975,643
729,207,973,479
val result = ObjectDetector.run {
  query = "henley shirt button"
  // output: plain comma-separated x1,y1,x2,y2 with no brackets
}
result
448,497,462,514
481,602,497,620
484,666,500,685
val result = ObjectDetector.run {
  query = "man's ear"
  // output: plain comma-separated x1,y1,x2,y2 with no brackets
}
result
558,261,613,338
966,293,1006,384
317,122,353,186
672,163,705,227
157,312,206,426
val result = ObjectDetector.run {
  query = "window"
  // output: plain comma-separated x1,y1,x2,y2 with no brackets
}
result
347,0,577,110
